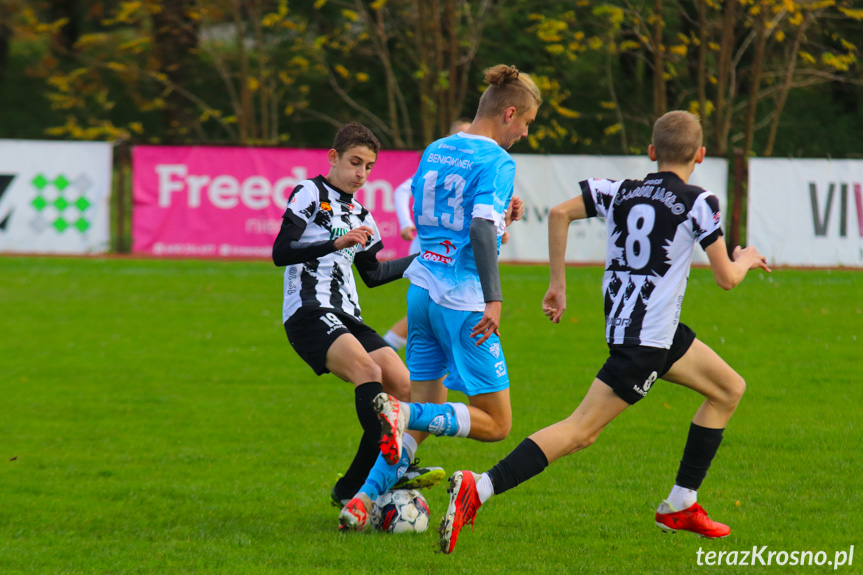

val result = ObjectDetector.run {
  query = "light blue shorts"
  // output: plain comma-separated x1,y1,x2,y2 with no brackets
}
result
406,284,509,397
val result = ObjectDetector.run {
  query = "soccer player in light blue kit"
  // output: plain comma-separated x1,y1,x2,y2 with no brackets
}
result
337,64,542,531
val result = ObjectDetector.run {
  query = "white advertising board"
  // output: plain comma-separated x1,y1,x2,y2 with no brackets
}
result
499,155,728,264
0,140,113,254
749,159,863,267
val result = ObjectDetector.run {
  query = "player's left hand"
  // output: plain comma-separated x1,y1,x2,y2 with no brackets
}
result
506,196,524,225
542,286,566,323
471,301,502,346
334,225,374,250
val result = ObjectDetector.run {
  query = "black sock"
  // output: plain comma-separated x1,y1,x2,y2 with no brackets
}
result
487,438,549,496
675,423,725,490
335,381,384,498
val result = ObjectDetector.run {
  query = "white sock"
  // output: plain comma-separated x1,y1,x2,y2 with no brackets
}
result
450,402,471,438
402,433,418,463
667,485,697,510
476,472,494,504
383,330,407,350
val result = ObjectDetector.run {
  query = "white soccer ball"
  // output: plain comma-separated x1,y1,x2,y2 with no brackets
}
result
370,489,430,534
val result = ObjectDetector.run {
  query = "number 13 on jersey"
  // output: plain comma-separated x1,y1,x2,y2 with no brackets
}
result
417,170,467,231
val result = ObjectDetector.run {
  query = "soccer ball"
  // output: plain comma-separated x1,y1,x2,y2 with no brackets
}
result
370,489,430,534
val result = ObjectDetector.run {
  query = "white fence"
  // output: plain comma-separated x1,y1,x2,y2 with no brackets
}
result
749,159,863,267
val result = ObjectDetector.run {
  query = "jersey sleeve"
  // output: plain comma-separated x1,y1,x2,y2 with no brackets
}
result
690,192,724,249
393,177,414,230
282,181,319,231
579,178,619,219
471,155,515,229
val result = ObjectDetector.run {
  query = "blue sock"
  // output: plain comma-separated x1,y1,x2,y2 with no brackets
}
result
358,449,411,501
407,402,460,436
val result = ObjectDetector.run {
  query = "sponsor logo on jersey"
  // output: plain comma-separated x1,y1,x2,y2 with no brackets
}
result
440,240,455,254
330,226,348,240
421,250,453,264
320,201,332,211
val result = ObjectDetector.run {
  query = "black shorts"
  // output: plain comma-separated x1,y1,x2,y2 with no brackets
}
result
284,308,389,375
596,323,697,405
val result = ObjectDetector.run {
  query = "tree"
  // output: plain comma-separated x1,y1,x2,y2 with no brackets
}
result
525,0,863,158
5,0,862,156
14,0,322,143
304,0,497,148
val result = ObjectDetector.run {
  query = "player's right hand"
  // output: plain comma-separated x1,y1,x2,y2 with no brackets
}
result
542,287,566,323
471,301,502,346
400,225,416,241
334,225,374,250
732,245,772,273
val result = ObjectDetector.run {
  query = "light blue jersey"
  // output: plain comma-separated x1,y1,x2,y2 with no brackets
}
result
403,132,515,311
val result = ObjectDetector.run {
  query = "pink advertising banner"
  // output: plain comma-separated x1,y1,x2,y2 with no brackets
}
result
132,145,421,260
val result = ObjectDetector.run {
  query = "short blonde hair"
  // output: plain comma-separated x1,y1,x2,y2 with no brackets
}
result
652,111,703,165
476,65,542,120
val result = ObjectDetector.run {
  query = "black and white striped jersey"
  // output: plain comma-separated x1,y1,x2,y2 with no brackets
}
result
279,175,381,323
581,172,723,349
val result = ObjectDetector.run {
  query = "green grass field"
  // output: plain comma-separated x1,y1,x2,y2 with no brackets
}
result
1,257,860,574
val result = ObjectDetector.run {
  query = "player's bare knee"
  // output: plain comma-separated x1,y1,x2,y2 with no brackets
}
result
484,419,511,442
497,420,513,441
709,373,745,411
726,374,746,406
351,355,382,385
383,378,411,402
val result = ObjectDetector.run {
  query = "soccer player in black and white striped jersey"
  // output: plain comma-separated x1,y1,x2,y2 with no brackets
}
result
439,111,772,553
273,123,440,525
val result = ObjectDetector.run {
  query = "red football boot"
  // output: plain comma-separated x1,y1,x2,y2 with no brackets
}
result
373,393,409,465
338,493,372,531
655,500,731,538
439,471,482,554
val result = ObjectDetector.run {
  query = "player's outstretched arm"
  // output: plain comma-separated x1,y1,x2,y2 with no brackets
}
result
704,241,772,290
354,250,419,288
542,195,588,323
